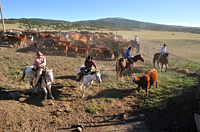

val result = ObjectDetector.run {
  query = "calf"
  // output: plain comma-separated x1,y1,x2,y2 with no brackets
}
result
67,46,78,56
7,35,24,47
91,48,102,57
130,68,158,97
77,48,88,57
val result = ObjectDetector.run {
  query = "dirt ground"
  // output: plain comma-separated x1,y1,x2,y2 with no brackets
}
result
0,41,198,132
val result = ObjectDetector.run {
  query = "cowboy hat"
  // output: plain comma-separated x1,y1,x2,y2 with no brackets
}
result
87,56,93,60
163,44,167,46
36,51,43,56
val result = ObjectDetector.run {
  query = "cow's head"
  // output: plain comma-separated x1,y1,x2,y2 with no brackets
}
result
130,75,136,85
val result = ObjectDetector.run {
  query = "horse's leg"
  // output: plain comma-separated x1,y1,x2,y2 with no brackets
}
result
120,69,124,78
165,64,167,72
82,84,86,98
127,68,131,77
43,86,48,100
86,81,93,91
161,64,163,72
47,85,54,100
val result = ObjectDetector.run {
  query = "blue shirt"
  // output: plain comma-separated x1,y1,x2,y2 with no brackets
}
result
124,49,133,58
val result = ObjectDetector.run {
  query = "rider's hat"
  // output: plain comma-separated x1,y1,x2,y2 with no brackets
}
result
163,44,167,46
36,51,43,56
87,56,93,60
128,47,131,50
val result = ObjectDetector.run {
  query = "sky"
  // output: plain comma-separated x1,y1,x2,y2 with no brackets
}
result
1,0,200,27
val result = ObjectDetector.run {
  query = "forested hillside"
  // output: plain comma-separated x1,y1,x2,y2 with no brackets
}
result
1,17,200,33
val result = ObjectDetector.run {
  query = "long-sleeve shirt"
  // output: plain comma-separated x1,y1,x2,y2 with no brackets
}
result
124,49,133,58
85,60,97,70
33,56,46,67
160,47,166,53
134,37,138,42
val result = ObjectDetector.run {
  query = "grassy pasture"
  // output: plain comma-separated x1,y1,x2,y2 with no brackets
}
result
0,28,199,131
0,41,198,131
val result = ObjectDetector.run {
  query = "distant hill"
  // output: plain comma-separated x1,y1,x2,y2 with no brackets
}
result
1,17,200,33
76,17,200,30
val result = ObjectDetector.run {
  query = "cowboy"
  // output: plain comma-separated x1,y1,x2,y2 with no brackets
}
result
124,47,133,67
134,35,138,43
76,56,98,82
33,51,46,87
158,44,167,62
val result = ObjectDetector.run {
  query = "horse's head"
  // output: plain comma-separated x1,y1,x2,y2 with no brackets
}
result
165,53,170,58
133,54,144,62
46,69,54,85
91,70,102,83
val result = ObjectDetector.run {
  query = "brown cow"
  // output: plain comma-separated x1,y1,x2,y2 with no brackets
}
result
98,47,110,51
91,48,102,57
67,46,78,56
77,48,89,57
130,68,158,97
20,33,27,46
7,35,24,48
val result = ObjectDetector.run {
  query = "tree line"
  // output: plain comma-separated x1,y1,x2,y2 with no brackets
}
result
1,18,200,34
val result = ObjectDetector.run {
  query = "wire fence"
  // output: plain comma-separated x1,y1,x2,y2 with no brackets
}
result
140,44,200,73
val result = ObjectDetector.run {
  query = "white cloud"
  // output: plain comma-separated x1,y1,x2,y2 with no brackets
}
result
161,22,200,28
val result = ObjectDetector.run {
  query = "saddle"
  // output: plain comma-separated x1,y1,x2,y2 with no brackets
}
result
76,68,91,82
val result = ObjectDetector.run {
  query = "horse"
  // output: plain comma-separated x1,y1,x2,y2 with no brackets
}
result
130,40,140,53
153,53,170,72
20,66,55,100
116,54,144,78
76,68,102,98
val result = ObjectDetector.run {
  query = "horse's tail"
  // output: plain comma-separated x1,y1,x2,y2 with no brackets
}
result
19,67,27,82
153,53,158,68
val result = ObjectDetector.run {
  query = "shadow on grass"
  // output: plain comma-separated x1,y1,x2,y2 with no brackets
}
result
86,88,136,100
55,75,76,81
0,82,65,107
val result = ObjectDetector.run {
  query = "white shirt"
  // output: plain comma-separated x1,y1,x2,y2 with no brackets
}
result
160,47,166,53
134,37,138,42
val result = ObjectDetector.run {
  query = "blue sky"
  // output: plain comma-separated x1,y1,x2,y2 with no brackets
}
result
1,0,200,27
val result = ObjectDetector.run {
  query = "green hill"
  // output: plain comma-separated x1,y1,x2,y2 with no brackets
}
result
1,17,200,33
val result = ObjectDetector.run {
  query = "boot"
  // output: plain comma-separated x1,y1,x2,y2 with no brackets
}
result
34,69,42,86
76,72,83,82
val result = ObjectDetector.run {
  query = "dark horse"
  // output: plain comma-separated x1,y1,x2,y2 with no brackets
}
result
153,53,170,72
130,40,140,53
116,54,144,78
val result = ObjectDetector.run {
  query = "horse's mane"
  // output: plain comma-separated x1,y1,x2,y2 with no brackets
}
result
91,71,96,75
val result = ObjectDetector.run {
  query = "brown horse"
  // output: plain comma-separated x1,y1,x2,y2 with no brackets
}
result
116,54,144,78
153,53,170,72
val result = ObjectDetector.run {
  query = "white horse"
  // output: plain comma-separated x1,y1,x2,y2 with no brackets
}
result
20,66,54,100
81,70,102,98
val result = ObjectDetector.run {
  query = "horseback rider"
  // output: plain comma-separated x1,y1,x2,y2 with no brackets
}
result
76,56,98,82
134,35,138,44
33,51,46,87
124,47,134,67
158,44,167,62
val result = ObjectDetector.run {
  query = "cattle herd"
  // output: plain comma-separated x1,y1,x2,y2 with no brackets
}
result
1,29,159,97
0,30,140,59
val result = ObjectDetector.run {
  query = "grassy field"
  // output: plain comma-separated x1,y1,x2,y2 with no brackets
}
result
0,26,199,131
0,28,199,131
